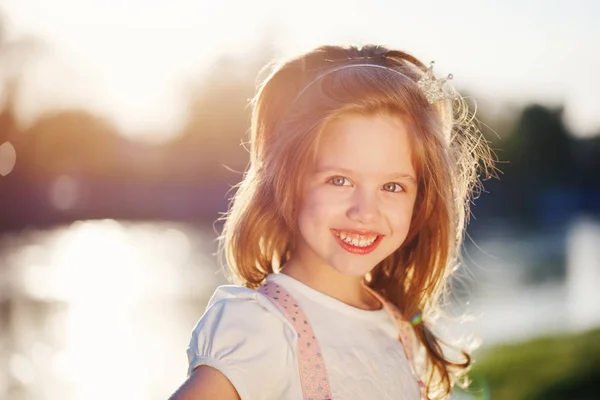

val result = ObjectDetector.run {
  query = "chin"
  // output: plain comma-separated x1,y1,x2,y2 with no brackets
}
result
329,260,378,278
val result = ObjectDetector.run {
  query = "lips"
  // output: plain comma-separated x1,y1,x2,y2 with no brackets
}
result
331,229,384,255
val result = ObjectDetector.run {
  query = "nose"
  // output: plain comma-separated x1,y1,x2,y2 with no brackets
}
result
346,188,381,225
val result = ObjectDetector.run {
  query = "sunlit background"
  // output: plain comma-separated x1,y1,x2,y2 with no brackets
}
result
0,1,599,399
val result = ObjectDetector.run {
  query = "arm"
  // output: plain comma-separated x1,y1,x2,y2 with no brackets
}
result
169,366,241,400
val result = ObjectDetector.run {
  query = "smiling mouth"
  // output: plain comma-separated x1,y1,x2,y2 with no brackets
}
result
331,229,383,254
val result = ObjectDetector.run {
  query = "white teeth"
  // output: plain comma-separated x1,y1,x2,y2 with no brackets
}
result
336,231,378,247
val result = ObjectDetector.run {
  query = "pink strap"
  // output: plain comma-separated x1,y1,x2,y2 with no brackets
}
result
259,281,426,400
362,286,427,399
258,281,332,400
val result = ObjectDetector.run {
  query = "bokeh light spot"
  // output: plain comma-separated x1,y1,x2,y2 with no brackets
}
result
0,141,17,176
49,175,79,211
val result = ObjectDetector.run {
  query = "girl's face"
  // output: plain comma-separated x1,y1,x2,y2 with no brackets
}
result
295,112,418,277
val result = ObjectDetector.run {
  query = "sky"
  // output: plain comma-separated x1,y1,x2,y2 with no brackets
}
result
1,0,599,142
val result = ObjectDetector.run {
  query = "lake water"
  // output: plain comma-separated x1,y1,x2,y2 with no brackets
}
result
0,217,598,400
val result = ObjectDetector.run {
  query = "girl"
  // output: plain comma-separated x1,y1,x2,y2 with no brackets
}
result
170,44,495,400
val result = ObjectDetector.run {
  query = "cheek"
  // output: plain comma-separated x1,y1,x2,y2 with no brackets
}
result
384,197,416,232
297,189,345,236
301,187,343,216
297,191,323,227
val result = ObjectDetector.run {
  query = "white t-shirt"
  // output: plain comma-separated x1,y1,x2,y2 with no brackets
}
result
186,273,421,400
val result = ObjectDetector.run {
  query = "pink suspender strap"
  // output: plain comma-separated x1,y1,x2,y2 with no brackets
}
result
258,281,332,400
259,280,426,400
362,285,428,399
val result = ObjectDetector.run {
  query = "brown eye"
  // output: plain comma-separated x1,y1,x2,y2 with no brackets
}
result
329,176,350,186
383,182,403,193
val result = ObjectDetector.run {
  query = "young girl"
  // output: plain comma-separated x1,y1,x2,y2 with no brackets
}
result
170,44,494,400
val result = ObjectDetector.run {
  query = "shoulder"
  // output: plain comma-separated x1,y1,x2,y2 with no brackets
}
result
195,285,295,339
186,285,297,398
190,283,297,343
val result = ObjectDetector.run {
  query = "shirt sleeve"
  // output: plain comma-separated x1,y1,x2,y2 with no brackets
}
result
186,288,296,400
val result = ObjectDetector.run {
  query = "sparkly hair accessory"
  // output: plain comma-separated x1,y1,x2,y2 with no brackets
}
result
293,61,456,105
410,311,423,327
417,61,457,104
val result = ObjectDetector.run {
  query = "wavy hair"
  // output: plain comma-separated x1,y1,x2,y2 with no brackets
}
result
218,44,496,399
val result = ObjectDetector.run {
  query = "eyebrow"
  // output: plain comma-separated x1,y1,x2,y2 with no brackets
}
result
315,167,417,183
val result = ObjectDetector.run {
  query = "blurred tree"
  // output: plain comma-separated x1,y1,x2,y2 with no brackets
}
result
19,110,122,179
500,105,576,225
169,51,276,185
573,135,600,188
509,105,574,185
0,15,47,230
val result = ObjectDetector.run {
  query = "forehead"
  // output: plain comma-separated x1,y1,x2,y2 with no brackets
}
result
314,112,416,177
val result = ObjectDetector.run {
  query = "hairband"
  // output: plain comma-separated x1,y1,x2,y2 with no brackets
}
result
294,61,456,105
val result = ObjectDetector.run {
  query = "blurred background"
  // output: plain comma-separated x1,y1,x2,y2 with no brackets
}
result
0,0,599,399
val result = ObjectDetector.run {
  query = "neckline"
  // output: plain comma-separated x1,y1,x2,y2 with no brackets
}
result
267,273,391,322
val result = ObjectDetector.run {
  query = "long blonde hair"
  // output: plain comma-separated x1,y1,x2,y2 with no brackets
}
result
218,44,495,399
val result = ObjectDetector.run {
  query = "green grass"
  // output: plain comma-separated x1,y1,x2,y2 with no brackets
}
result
455,328,600,400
